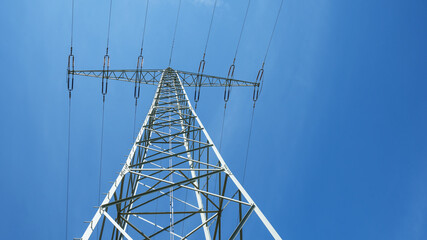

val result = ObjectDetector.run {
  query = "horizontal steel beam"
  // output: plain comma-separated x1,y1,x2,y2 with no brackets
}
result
70,67,258,87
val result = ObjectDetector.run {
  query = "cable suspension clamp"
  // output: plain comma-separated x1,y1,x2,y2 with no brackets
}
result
194,58,205,103
134,55,143,103
253,66,264,103
224,63,235,103
101,51,110,101
67,47,75,98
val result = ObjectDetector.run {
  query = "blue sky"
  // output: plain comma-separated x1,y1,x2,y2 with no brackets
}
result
1,0,427,239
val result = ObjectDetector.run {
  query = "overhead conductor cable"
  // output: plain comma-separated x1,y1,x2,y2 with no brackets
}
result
219,0,251,152
133,0,150,141
194,0,218,109
65,0,75,239
98,0,113,238
168,0,182,67
243,0,284,183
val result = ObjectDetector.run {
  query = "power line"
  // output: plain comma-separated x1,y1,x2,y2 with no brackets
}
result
243,105,255,183
168,0,182,67
65,0,75,238
140,0,150,54
263,0,284,63
242,0,285,184
203,0,218,58
65,94,72,240
218,103,227,152
132,100,138,141
98,101,106,204
219,0,252,152
97,1,113,238
194,0,218,106
106,0,113,52
70,0,74,48
97,98,106,239
133,0,150,142
233,0,251,61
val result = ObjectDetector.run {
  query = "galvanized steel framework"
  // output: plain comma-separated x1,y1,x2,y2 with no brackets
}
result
75,67,281,239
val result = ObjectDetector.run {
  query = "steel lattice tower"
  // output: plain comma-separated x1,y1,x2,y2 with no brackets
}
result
73,67,281,239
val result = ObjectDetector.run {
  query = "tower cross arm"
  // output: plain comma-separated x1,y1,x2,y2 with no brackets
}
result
70,68,258,87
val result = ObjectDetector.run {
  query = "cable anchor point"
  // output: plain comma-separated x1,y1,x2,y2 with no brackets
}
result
253,65,264,103
67,47,75,97
224,62,235,103
101,52,110,99
194,58,205,103
134,55,143,100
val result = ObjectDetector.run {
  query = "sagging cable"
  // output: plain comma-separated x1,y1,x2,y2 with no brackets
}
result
65,0,75,239
98,0,113,238
133,0,149,140
194,0,218,106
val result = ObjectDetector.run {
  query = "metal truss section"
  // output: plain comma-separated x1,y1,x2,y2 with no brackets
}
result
71,68,258,87
78,68,281,239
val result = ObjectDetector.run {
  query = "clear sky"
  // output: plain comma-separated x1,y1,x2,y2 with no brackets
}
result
0,0,427,239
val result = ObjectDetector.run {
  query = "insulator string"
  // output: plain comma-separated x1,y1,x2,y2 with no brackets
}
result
168,0,182,67
221,0,251,114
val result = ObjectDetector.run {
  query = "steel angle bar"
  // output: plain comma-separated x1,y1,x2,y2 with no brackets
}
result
175,70,283,240
136,144,211,165
142,128,208,145
131,170,219,209
152,115,195,125
138,182,199,210
157,99,188,106
172,74,212,240
175,69,257,87
104,211,134,240
229,204,256,240
72,68,257,87
132,215,184,239
182,213,218,240
140,127,200,143
130,168,218,171
125,185,184,213
71,69,163,85
122,211,217,215
133,169,250,207
153,121,202,131
119,216,151,240
148,212,197,239
129,162,186,180
79,70,166,240
103,170,222,208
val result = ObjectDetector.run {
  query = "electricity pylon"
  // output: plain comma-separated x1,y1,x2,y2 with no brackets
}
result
73,67,281,239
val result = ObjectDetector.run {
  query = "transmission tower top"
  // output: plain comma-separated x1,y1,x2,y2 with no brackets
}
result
65,0,285,238
69,67,281,239
72,67,259,88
